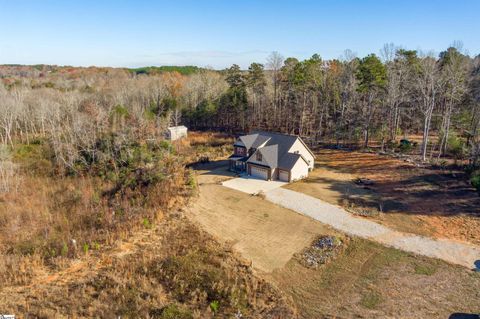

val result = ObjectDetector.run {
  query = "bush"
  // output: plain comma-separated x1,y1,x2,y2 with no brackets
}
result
447,133,465,160
398,139,413,153
471,171,480,195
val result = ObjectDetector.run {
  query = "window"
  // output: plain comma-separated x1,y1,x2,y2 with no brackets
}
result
235,146,245,156
256,152,262,161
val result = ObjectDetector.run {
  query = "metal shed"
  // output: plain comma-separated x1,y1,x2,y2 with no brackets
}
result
166,125,188,141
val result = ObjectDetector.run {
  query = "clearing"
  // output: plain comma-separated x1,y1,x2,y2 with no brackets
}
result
188,160,480,318
285,149,480,245
189,160,330,273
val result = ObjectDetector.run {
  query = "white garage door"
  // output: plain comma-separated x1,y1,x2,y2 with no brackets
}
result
279,169,289,182
250,165,268,180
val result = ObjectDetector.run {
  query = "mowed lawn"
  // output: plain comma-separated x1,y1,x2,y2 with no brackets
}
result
189,160,480,318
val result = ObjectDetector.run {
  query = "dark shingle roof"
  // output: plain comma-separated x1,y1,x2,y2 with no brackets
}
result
252,135,271,148
258,144,278,168
239,134,259,149
278,153,301,170
253,131,297,150
243,131,312,170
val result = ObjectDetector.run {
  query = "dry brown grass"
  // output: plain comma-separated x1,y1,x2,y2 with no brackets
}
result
0,214,295,318
287,149,480,244
0,132,295,317
179,131,234,162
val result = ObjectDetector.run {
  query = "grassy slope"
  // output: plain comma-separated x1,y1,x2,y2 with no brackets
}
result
270,237,480,318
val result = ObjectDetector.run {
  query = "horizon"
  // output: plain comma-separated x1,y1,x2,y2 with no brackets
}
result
0,0,479,69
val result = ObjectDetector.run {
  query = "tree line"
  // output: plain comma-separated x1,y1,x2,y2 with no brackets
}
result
183,45,480,167
0,43,479,171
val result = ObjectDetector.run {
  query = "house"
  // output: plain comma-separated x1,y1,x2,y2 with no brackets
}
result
229,131,315,182
166,125,188,141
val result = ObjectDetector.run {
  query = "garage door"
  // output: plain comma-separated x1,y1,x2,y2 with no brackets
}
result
250,165,268,180
278,169,289,182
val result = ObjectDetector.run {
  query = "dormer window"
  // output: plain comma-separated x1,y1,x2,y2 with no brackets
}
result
256,152,262,161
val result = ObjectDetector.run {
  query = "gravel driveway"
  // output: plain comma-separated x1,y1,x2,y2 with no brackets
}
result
265,188,480,269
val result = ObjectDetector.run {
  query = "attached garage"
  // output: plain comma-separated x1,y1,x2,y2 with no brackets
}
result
278,169,290,182
290,157,309,181
249,164,269,180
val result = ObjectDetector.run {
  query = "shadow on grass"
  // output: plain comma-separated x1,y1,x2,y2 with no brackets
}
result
304,172,480,218
449,314,480,319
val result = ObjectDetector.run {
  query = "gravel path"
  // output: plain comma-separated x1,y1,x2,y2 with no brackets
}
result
265,188,480,269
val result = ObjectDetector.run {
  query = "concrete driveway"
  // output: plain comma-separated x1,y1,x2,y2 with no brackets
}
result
222,175,287,194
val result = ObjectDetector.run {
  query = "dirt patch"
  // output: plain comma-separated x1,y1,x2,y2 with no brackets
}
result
286,149,480,245
188,162,333,273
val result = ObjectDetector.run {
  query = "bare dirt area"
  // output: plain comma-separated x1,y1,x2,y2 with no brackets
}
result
285,149,480,245
188,161,333,273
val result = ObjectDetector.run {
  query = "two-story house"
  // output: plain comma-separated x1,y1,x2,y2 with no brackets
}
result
228,131,315,182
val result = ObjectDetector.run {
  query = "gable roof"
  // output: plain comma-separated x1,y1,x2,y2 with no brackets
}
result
258,144,278,168
252,131,298,155
239,134,259,150
278,153,301,170
243,131,315,170
168,125,187,131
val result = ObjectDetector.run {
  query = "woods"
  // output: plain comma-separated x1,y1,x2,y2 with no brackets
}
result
182,46,480,168
0,44,479,190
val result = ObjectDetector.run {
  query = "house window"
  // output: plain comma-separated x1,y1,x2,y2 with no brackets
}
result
235,146,245,156
256,152,262,161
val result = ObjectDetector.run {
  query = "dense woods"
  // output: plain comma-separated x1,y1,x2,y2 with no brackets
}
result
184,46,480,168
0,43,479,192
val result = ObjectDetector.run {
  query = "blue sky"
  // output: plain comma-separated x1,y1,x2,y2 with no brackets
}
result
0,0,478,69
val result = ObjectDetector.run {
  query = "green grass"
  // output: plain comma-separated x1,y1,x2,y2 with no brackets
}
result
414,263,437,276
360,291,382,309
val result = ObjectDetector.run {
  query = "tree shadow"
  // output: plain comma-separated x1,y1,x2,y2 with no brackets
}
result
449,314,479,319
309,172,480,218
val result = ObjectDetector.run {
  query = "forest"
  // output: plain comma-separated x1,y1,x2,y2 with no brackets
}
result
1,43,480,191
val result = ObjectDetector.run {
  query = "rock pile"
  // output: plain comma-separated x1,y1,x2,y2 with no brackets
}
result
300,235,346,268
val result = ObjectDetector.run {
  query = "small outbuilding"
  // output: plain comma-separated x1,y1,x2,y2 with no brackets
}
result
166,125,188,141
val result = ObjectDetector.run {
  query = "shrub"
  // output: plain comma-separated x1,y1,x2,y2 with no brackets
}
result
471,170,480,195
209,300,220,313
447,132,465,160
398,139,413,153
